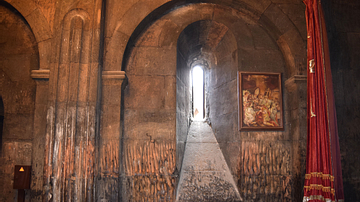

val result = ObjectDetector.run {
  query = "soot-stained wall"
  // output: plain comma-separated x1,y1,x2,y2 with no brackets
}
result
323,1,360,201
1,0,360,201
120,2,307,201
122,15,178,200
204,13,294,201
176,35,191,172
0,3,38,201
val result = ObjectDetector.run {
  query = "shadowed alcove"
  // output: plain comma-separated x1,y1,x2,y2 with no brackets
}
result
120,2,306,200
0,0,359,201
176,19,237,173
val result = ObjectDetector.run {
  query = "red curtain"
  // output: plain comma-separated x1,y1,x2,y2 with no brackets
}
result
303,0,344,201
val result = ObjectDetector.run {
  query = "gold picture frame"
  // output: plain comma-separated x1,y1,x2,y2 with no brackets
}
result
238,72,283,131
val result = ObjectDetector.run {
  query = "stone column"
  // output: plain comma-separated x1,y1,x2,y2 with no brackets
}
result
285,75,307,202
42,9,98,201
30,70,50,201
96,70,126,201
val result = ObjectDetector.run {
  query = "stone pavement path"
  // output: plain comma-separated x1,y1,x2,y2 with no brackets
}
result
176,121,242,201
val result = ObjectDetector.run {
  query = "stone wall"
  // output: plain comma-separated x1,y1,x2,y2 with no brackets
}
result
204,10,297,201
0,3,38,201
323,0,360,201
122,13,177,200
176,42,191,171
119,2,307,201
0,0,359,201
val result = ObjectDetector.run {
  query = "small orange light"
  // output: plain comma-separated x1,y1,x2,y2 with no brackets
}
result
19,167,24,172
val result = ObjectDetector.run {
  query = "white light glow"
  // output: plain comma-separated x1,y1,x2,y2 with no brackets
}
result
192,66,204,120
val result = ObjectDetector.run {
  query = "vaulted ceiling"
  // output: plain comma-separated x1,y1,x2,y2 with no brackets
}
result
177,20,229,61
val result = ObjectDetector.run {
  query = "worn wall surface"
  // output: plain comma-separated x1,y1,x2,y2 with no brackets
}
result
206,14,292,201
0,3,38,201
0,0,359,201
42,0,103,201
176,34,191,172
323,1,360,201
122,15,178,201
118,1,307,201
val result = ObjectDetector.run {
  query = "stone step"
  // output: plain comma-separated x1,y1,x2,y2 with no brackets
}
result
176,121,242,202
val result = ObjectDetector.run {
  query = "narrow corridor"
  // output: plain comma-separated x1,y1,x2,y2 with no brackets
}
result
176,121,242,201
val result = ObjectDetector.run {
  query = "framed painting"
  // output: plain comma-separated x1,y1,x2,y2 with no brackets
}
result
238,72,283,131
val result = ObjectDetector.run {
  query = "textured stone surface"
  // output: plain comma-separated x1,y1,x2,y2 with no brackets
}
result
127,47,177,76
1,0,359,201
176,49,191,171
124,140,176,201
125,75,166,109
178,173,241,202
322,1,360,201
237,141,292,201
176,121,241,201
0,4,37,201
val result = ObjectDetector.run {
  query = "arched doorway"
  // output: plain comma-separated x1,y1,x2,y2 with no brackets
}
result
119,2,306,201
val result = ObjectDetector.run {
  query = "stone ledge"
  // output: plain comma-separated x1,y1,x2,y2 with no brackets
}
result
31,69,50,80
285,75,307,92
102,71,126,80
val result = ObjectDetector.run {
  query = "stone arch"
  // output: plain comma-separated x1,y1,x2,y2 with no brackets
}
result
59,9,91,64
0,3,39,200
105,0,305,78
257,3,307,77
4,0,51,42
63,8,91,31
4,0,52,70
119,1,306,201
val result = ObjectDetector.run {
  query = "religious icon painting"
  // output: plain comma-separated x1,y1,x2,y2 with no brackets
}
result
238,72,283,131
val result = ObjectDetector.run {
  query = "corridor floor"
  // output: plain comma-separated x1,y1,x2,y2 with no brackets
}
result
176,121,242,201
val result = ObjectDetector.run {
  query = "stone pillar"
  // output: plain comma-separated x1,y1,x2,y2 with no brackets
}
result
42,9,98,201
285,75,307,202
96,70,126,201
30,70,50,201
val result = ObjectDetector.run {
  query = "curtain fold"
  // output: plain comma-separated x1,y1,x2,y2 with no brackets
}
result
303,0,344,201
